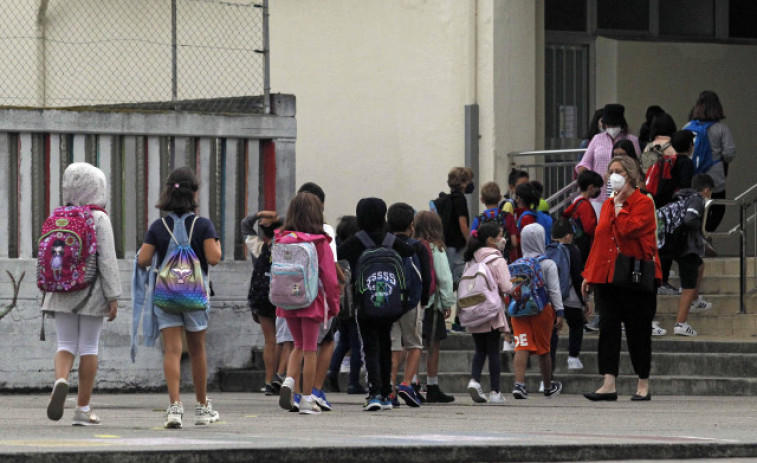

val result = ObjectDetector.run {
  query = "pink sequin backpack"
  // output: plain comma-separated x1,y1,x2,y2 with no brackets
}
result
37,205,105,293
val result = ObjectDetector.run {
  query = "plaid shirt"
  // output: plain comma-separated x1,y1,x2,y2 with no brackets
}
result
575,131,641,204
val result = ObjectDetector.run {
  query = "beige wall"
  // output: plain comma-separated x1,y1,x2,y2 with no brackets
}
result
596,37,757,253
269,0,542,223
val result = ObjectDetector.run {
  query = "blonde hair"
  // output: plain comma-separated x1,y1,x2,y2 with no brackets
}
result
608,155,641,189
480,181,502,205
414,211,445,251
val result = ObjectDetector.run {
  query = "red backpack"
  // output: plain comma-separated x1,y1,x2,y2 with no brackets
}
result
37,205,105,293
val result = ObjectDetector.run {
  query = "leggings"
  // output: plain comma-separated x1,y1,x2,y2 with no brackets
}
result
284,317,320,352
54,312,104,356
471,330,502,393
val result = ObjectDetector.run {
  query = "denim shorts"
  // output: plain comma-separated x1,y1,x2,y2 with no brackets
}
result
155,306,209,332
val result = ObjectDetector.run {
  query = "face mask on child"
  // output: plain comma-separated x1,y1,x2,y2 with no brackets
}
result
497,237,507,252
465,182,475,194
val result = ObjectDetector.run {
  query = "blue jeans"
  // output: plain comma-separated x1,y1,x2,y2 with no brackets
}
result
445,246,465,285
328,318,363,388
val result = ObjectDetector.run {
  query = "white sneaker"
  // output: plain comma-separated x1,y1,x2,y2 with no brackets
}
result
502,340,515,352
72,409,101,426
339,359,350,373
279,376,295,411
165,402,183,429
652,321,667,336
194,399,220,425
538,381,545,393
489,391,505,404
690,297,713,313
567,356,584,370
47,378,69,421
674,322,697,337
298,396,322,415
467,379,487,403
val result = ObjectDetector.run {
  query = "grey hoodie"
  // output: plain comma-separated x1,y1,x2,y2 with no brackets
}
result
520,224,564,317
42,163,121,317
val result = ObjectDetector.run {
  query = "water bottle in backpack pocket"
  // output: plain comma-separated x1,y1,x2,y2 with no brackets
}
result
354,231,407,319
507,256,549,318
153,213,209,314
269,238,320,310
456,254,503,327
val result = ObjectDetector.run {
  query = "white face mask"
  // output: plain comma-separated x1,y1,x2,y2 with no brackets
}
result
609,173,626,192
497,237,508,252
606,127,621,139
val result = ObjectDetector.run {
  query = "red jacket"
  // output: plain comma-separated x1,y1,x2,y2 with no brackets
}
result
582,189,662,284
274,230,340,321
563,197,598,241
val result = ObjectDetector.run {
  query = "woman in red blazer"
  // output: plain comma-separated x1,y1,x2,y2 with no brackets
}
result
581,155,662,402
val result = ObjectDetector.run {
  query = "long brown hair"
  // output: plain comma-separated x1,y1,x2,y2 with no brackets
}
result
281,192,326,235
413,210,445,251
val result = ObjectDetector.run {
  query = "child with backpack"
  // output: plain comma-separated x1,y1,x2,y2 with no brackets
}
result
470,182,519,264
136,167,221,428
457,222,512,403
413,210,456,403
562,170,603,265
326,215,367,395
672,174,715,336
337,198,416,410
500,169,530,215
546,220,588,371
514,182,553,246
273,192,340,415
42,162,121,425
509,223,564,399
387,203,431,408
242,210,282,395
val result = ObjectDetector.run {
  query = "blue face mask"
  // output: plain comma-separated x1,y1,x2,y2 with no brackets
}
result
465,182,475,194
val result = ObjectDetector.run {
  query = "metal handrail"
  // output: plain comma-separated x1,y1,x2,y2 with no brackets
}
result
703,189,757,314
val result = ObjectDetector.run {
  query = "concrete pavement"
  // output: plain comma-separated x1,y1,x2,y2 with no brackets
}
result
2,392,757,462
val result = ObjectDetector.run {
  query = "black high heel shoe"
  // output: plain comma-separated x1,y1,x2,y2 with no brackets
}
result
583,391,618,401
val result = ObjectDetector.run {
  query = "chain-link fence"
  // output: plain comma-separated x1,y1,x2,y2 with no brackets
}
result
0,0,269,114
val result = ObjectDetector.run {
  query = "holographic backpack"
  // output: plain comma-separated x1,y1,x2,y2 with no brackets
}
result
37,205,104,293
153,213,209,313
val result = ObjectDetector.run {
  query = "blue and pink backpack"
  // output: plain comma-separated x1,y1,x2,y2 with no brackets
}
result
153,213,209,313
507,256,549,318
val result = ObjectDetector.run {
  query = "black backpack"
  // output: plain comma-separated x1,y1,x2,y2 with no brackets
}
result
474,209,513,257
248,244,275,316
354,231,408,320
337,260,356,320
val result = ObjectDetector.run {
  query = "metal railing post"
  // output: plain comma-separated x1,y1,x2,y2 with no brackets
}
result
262,0,270,114
741,201,747,314
171,0,177,103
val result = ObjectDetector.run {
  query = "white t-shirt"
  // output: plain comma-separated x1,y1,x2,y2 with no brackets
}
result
324,223,338,262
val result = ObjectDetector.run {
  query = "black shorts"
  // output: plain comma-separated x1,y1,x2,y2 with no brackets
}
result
422,308,447,343
675,254,703,290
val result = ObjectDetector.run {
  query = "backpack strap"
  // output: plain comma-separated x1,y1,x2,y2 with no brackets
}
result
162,212,195,246
517,210,535,229
87,205,108,215
355,230,376,249
381,233,396,249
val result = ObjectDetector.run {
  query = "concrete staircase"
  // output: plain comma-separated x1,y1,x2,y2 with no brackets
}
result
218,257,757,396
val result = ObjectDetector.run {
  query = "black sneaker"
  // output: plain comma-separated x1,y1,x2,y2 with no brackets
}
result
271,373,284,393
512,383,529,400
425,384,455,403
412,383,426,404
544,380,562,399
325,372,340,393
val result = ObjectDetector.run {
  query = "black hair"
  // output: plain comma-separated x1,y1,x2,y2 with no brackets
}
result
260,219,282,240
671,130,695,154
577,170,604,191
585,108,605,140
156,166,199,214
530,180,544,197
514,182,538,210
463,221,501,262
612,139,637,159
387,202,415,233
508,169,529,187
297,182,325,205
692,174,715,192
649,113,677,139
551,218,574,239
336,215,358,245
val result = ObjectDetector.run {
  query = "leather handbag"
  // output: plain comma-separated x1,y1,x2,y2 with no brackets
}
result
612,252,655,293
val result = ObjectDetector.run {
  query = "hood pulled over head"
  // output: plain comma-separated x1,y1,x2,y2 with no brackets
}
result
521,223,546,257
356,197,387,232
62,162,108,209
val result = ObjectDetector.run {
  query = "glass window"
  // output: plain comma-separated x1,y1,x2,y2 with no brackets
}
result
597,0,649,31
729,0,757,38
660,0,715,37
545,0,587,32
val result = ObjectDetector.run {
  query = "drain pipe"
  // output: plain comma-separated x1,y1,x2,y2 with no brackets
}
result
36,0,50,107
465,0,480,220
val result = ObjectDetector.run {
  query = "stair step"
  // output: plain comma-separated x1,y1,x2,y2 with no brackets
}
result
667,275,743,294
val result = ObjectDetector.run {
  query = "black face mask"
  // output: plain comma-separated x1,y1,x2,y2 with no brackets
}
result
465,182,475,194
591,189,602,199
